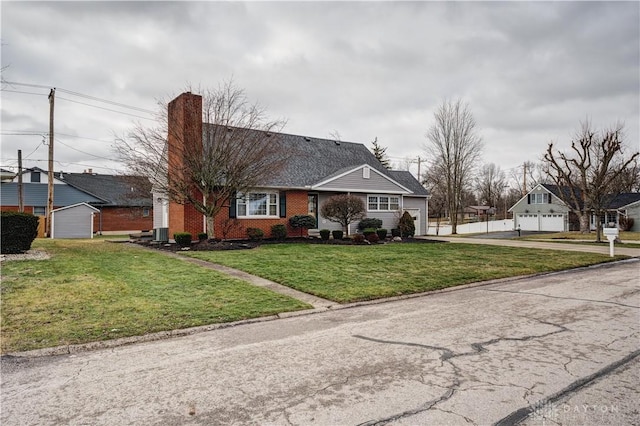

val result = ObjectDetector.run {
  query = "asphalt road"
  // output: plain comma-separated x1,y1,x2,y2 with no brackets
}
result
2,260,639,425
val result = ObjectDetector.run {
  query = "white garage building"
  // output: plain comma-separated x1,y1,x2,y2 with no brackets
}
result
509,184,570,232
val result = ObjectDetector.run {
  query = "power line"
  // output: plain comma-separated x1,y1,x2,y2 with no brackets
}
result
1,89,48,97
1,158,120,171
55,137,117,161
57,96,155,120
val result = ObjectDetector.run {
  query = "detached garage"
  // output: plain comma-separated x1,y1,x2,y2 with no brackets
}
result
516,213,565,231
51,203,99,239
509,183,570,232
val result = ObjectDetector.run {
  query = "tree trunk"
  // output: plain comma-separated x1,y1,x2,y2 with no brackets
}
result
579,214,590,234
206,215,215,239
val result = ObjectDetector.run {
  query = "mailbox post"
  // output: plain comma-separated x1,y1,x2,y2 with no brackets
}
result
603,227,619,257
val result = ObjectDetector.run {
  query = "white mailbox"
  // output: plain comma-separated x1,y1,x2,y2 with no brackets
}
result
603,227,619,257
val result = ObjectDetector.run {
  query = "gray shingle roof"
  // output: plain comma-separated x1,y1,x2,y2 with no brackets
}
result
0,183,104,206
205,124,428,196
61,173,152,207
606,193,640,209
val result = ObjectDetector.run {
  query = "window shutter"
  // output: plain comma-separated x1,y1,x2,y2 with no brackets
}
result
229,193,237,218
527,194,531,204
279,191,286,218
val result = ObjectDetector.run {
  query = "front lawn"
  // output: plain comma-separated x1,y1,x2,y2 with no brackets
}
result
0,239,310,353
186,242,623,303
519,231,640,248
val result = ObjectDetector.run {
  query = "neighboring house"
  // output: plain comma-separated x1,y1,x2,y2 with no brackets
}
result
61,171,153,234
509,183,640,232
0,167,153,234
157,92,430,240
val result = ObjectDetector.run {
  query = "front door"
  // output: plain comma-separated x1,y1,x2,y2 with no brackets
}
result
308,194,319,228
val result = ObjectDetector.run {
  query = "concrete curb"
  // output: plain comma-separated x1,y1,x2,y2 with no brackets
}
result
4,258,637,359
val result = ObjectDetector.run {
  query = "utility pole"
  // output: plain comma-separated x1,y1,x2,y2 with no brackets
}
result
46,88,55,237
416,156,421,183
522,162,527,196
17,149,24,213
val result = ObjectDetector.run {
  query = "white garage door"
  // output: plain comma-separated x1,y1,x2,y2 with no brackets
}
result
518,214,539,231
540,214,564,232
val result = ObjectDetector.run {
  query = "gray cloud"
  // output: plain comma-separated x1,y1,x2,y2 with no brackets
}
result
1,1,638,178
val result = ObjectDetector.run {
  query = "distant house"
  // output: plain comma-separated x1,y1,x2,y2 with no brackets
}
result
509,183,640,232
156,92,430,239
0,167,153,234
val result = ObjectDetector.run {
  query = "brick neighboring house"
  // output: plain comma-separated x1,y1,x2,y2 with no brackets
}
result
155,92,430,240
1,167,153,234
61,171,153,234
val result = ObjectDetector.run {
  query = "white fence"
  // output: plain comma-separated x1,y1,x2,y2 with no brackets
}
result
427,219,514,236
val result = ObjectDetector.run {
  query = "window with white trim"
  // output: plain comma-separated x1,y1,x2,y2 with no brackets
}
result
237,192,278,217
33,206,46,216
530,193,549,204
368,195,400,211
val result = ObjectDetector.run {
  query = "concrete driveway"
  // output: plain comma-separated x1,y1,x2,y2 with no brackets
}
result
2,259,638,425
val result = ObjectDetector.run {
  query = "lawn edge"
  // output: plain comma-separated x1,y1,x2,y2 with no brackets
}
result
3,258,636,359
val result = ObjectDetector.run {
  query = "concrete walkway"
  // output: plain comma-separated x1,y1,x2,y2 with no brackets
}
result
419,236,640,257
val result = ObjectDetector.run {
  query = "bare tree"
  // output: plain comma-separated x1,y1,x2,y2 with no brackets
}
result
371,137,391,169
543,120,639,241
320,194,366,235
114,80,289,238
422,167,447,234
425,99,483,234
475,163,506,207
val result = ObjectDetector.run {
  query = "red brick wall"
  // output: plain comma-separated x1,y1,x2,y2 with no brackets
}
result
167,92,203,239
94,207,153,232
212,190,310,239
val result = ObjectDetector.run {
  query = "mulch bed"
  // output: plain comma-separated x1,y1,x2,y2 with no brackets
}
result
134,236,444,252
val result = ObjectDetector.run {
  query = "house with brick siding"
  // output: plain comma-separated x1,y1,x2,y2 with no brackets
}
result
156,92,429,240
1,167,153,235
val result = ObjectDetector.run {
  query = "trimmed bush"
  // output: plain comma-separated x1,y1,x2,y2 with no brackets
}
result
319,229,331,240
271,224,288,241
362,227,377,236
289,214,317,237
358,218,383,231
1,212,39,254
247,228,264,241
399,211,415,237
376,229,388,240
332,230,343,240
197,232,208,242
174,232,192,248
391,228,401,237
352,234,366,244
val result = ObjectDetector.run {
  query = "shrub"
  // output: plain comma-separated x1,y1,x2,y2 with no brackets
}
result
366,233,380,243
376,228,388,240
271,224,288,241
289,214,317,237
1,212,39,254
358,218,383,231
319,229,331,240
174,232,192,248
197,232,208,242
398,211,415,237
391,228,401,237
246,228,264,241
362,227,377,236
619,216,634,232
352,234,366,244
332,230,343,240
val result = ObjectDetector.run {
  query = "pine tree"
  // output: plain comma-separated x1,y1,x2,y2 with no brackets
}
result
371,137,391,169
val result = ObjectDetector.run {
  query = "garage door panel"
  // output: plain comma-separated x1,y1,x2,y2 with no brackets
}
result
518,214,538,231
540,214,564,232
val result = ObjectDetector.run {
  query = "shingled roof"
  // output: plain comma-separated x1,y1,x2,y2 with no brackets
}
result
541,183,639,210
204,124,429,196
61,173,152,207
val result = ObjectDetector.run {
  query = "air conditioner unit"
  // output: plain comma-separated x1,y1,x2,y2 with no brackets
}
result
154,227,169,242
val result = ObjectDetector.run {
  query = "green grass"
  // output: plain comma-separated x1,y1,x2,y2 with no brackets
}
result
520,231,640,241
1,239,310,353
187,243,624,304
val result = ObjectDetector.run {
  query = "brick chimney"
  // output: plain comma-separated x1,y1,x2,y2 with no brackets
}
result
167,92,204,239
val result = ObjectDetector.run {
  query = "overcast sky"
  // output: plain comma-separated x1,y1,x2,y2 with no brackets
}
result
1,1,638,183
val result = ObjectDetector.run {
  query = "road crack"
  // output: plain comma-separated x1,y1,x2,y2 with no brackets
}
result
353,319,569,424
